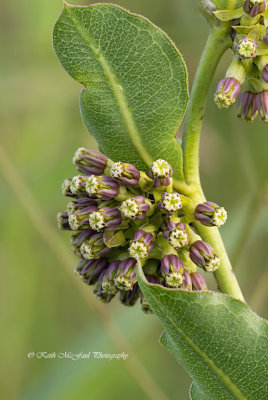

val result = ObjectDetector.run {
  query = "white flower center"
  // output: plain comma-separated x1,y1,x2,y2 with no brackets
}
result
206,256,220,272
169,229,188,248
114,275,134,291
129,241,149,259
81,242,95,260
250,0,263,5
165,272,184,288
68,214,81,231
73,147,87,164
121,198,140,218
89,211,106,231
162,193,182,212
102,280,118,295
237,40,256,58
86,176,100,195
110,162,124,178
212,207,227,227
151,159,171,177
214,89,235,109
70,176,85,194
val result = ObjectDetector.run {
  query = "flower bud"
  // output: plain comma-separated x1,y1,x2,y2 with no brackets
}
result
70,175,88,195
237,91,258,121
67,198,97,216
214,78,242,109
235,37,258,59
148,159,173,187
263,27,268,43
89,207,122,232
129,230,154,259
190,240,220,272
93,270,116,303
262,65,268,84
159,192,182,213
110,162,140,186
85,175,119,200
119,283,140,306
101,261,120,295
62,178,74,197
243,0,266,17
161,255,184,288
80,233,110,260
182,270,192,290
191,272,208,291
68,205,99,231
120,196,151,220
57,211,71,230
195,201,227,227
114,258,137,290
256,91,268,122
163,222,188,248
73,147,107,175
71,229,95,257
75,258,108,285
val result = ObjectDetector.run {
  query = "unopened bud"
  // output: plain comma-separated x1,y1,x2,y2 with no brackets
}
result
195,201,227,227
161,254,184,288
159,192,182,213
119,283,140,306
163,222,188,248
102,261,120,295
67,198,97,216
237,91,258,121
68,205,98,231
57,211,71,230
235,37,258,59
110,162,140,186
89,207,122,232
73,148,107,175
120,196,150,220
256,91,268,122
149,159,173,187
70,175,88,195
71,229,95,257
191,272,208,290
129,230,154,259
243,0,266,17
80,233,110,260
85,175,119,200
214,78,242,109
182,270,192,290
114,258,137,290
190,240,220,272
62,178,74,197
75,258,108,285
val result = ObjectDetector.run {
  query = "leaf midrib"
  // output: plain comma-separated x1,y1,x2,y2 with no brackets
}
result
65,6,154,167
146,287,247,400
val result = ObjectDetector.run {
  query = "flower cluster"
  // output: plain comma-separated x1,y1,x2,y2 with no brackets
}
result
57,148,227,313
214,1,268,122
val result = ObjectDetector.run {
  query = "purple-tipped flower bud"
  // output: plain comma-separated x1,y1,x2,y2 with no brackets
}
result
85,175,119,200
73,147,107,175
190,240,220,272
182,270,192,290
243,0,266,16
159,192,182,213
148,159,173,187
70,175,88,196
57,211,72,230
161,255,184,287
256,91,268,122
195,201,227,227
191,272,208,291
163,222,188,248
119,283,140,306
67,198,97,216
110,162,140,186
80,233,110,260
129,230,154,259
62,178,75,197
93,270,116,303
89,207,122,232
263,27,268,43
237,91,259,121
214,78,242,109
235,37,258,59
262,65,268,84
68,205,99,231
71,229,95,257
75,258,108,285
101,261,120,295
120,196,151,220
114,258,137,291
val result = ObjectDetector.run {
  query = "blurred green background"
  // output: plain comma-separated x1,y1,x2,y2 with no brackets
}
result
1,1,268,399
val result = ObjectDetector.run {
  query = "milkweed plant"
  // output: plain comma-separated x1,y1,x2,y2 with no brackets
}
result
53,1,268,398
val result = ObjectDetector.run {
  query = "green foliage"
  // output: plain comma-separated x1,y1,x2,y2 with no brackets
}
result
212,0,244,10
53,3,188,180
138,265,268,400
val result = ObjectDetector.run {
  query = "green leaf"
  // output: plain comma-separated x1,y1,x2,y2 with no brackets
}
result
137,265,268,400
212,0,244,10
214,8,244,21
53,3,188,180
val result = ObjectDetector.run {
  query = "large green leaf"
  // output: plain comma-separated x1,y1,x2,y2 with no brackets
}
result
53,3,188,179
212,0,244,10
137,265,268,400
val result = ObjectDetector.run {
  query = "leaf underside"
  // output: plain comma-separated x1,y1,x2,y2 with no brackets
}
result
53,3,188,179
137,265,268,400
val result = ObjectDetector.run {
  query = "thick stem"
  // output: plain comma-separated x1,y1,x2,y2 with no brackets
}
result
182,24,232,186
181,17,245,300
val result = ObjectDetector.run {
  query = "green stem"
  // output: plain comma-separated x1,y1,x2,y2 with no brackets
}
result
182,17,245,300
182,23,232,186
